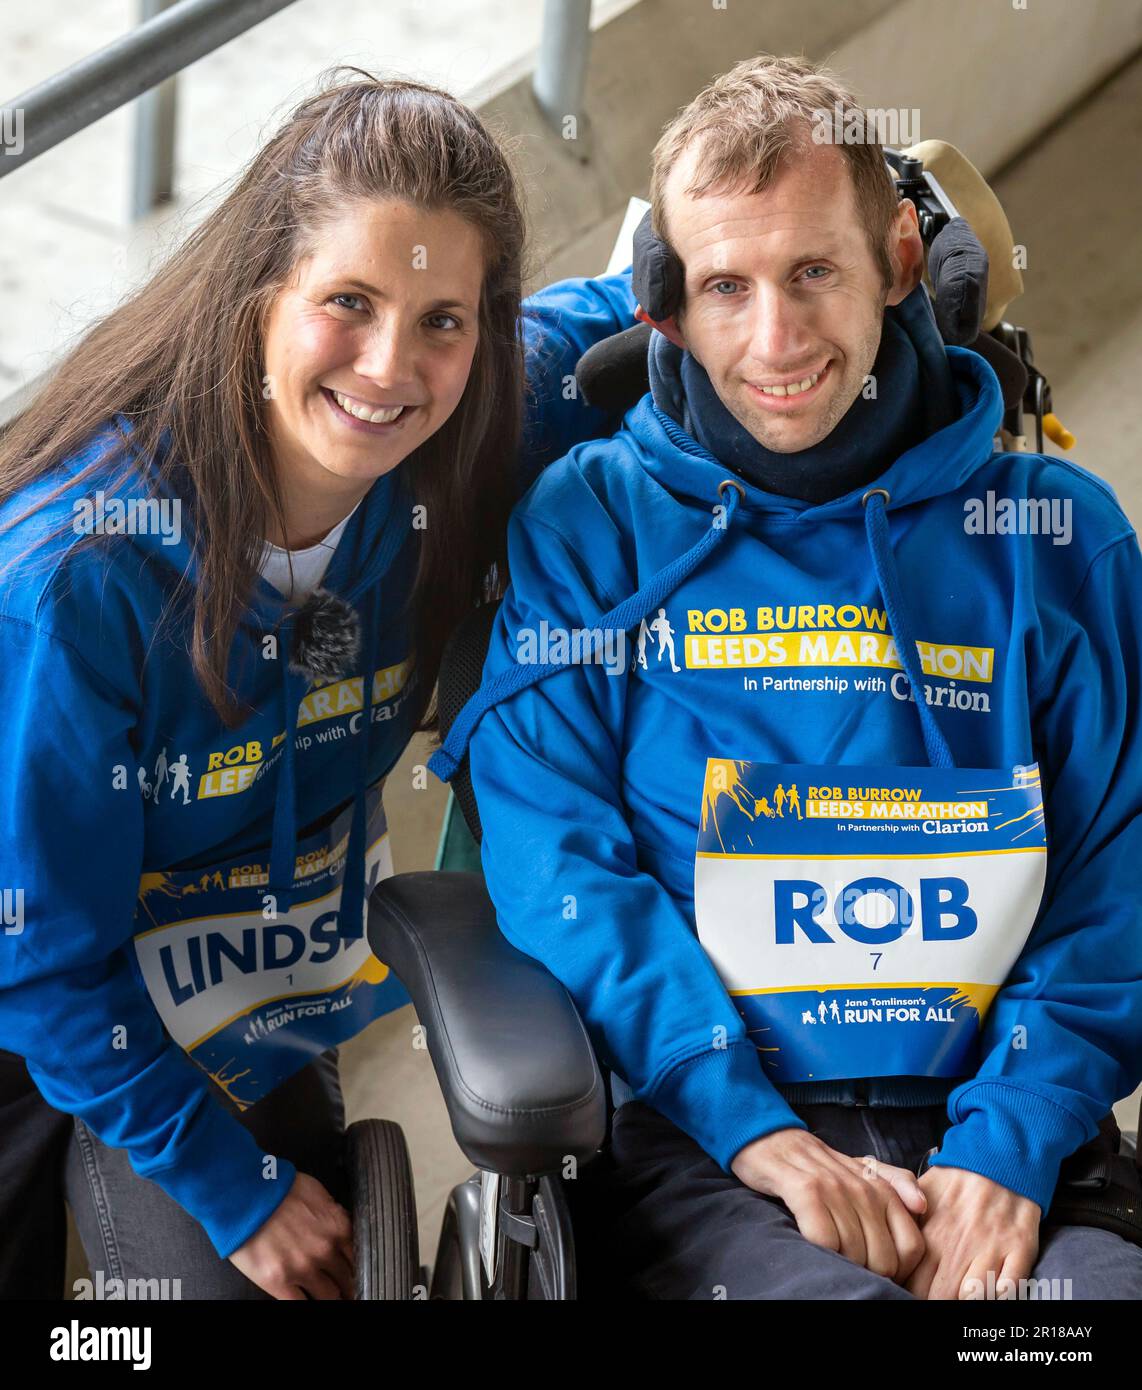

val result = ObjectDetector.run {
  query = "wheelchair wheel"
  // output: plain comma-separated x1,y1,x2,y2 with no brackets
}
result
345,1119,419,1300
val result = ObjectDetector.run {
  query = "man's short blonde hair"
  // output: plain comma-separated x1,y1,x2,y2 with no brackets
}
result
649,53,901,297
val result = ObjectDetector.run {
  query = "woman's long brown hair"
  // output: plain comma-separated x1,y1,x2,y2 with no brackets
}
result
0,72,526,730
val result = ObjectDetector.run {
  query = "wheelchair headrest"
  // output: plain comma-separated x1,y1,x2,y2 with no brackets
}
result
905,139,1023,332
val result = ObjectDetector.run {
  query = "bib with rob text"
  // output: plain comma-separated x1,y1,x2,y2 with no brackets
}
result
694,761,1047,1083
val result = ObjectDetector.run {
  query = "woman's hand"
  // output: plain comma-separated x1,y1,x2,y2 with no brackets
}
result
228,1172,355,1299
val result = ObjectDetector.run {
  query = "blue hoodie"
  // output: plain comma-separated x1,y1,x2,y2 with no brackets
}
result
436,310,1142,1215
0,268,636,1259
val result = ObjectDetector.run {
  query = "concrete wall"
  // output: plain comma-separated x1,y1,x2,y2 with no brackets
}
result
5,0,1140,416
473,0,1142,287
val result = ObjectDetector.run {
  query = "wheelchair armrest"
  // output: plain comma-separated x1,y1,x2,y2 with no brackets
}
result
367,871,606,1177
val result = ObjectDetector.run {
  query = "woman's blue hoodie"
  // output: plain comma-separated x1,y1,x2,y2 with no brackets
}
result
442,328,1142,1215
0,269,636,1258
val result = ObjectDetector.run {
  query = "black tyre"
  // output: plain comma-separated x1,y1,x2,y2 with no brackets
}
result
346,1119,419,1300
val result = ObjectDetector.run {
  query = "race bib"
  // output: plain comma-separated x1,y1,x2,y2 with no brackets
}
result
694,760,1047,1083
133,782,409,1109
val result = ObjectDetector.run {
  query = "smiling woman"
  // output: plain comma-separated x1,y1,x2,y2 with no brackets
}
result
261,198,488,552
0,74,534,727
0,71,637,1300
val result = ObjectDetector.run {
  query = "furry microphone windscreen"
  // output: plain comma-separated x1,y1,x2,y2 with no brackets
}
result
288,588,362,684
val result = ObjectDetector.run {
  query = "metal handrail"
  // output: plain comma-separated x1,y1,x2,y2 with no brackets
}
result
0,0,300,179
1,0,595,185
0,0,595,420
534,0,593,151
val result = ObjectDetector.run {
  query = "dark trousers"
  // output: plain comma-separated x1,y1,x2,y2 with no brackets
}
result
0,1047,346,1300
570,1100,1142,1300
0,1049,73,1299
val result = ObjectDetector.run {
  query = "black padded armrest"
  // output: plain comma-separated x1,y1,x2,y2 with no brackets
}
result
367,871,606,1176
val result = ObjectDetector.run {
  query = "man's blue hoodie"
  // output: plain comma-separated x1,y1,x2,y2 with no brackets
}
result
0,269,636,1258
439,295,1142,1216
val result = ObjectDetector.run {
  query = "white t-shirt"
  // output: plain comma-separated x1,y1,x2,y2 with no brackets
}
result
258,499,363,603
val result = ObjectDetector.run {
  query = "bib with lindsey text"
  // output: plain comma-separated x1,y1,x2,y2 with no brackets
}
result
133,782,408,1109
694,761,1047,1083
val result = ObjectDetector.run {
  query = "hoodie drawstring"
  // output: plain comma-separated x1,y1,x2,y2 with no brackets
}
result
266,476,409,940
337,612,381,942
430,480,954,783
267,638,310,914
861,488,954,768
267,604,383,939
429,481,745,781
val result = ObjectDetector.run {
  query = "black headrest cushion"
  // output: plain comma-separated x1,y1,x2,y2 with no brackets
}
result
927,216,990,347
631,208,683,322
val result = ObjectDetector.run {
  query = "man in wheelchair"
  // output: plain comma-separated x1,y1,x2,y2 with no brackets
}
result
423,53,1142,1299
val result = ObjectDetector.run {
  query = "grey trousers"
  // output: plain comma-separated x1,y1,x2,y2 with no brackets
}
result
570,1100,1142,1301
64,1050,347,1300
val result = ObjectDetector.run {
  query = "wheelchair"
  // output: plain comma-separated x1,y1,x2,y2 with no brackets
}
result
365,597,610,1299
343,1116,421,1299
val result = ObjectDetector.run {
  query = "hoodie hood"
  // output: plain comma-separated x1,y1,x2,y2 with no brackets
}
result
647,282,963,506
636,323,1004,519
